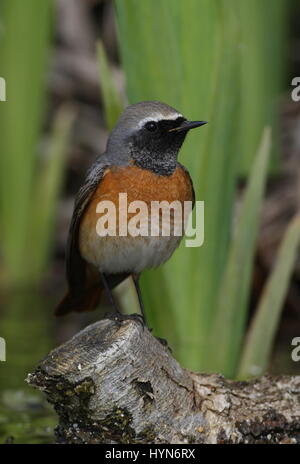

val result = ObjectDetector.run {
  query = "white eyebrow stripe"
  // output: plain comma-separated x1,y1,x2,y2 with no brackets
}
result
137,113,183,128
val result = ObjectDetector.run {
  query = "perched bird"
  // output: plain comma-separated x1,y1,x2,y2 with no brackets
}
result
56,101,206,322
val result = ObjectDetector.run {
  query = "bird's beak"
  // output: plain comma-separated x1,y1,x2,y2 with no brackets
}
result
169,120,208,133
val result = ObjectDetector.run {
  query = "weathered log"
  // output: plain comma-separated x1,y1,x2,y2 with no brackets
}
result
26,318,300,444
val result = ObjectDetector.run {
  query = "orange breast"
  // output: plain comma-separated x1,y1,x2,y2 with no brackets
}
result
78,164,194,271
82,164,193,229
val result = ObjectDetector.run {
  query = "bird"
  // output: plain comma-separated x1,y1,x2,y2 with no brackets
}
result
55,101,207,323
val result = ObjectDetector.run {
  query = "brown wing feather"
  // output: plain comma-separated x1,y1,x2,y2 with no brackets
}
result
66,181,101,296
55,161,130,316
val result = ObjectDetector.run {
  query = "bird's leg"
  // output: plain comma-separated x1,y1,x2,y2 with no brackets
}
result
132,274,170,346
132,274,148,326
100,272,122,315
100,273,145,328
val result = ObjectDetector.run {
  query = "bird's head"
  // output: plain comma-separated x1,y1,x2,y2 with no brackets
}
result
107,101,207,174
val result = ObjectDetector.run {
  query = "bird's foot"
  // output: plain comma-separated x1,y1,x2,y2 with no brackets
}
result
155,336,172,352
104,311,146,329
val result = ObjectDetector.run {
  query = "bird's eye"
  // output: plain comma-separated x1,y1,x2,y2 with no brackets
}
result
145,121,158,132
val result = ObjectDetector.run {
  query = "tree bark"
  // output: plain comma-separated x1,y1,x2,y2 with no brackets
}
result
26,318,300,444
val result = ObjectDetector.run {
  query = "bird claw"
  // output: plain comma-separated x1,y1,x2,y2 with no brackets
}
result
155,336,172,352
105,311,146,329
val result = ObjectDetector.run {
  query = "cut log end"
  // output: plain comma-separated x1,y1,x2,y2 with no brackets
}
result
27,318,300,444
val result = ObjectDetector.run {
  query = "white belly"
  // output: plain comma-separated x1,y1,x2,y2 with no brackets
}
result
78,164,193,275
81,233,183,274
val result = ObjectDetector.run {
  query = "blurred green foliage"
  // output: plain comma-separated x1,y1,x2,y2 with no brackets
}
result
0,0,74,287
238,214,300,379
0,0,297,382
237,0,286,172
113,0,298,377
116,0,241,373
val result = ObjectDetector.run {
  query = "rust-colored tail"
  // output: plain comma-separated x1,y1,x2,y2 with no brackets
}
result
55,285,102,316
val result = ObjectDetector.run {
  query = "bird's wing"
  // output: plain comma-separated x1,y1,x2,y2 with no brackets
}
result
56,157,131,317
65,160,108,296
